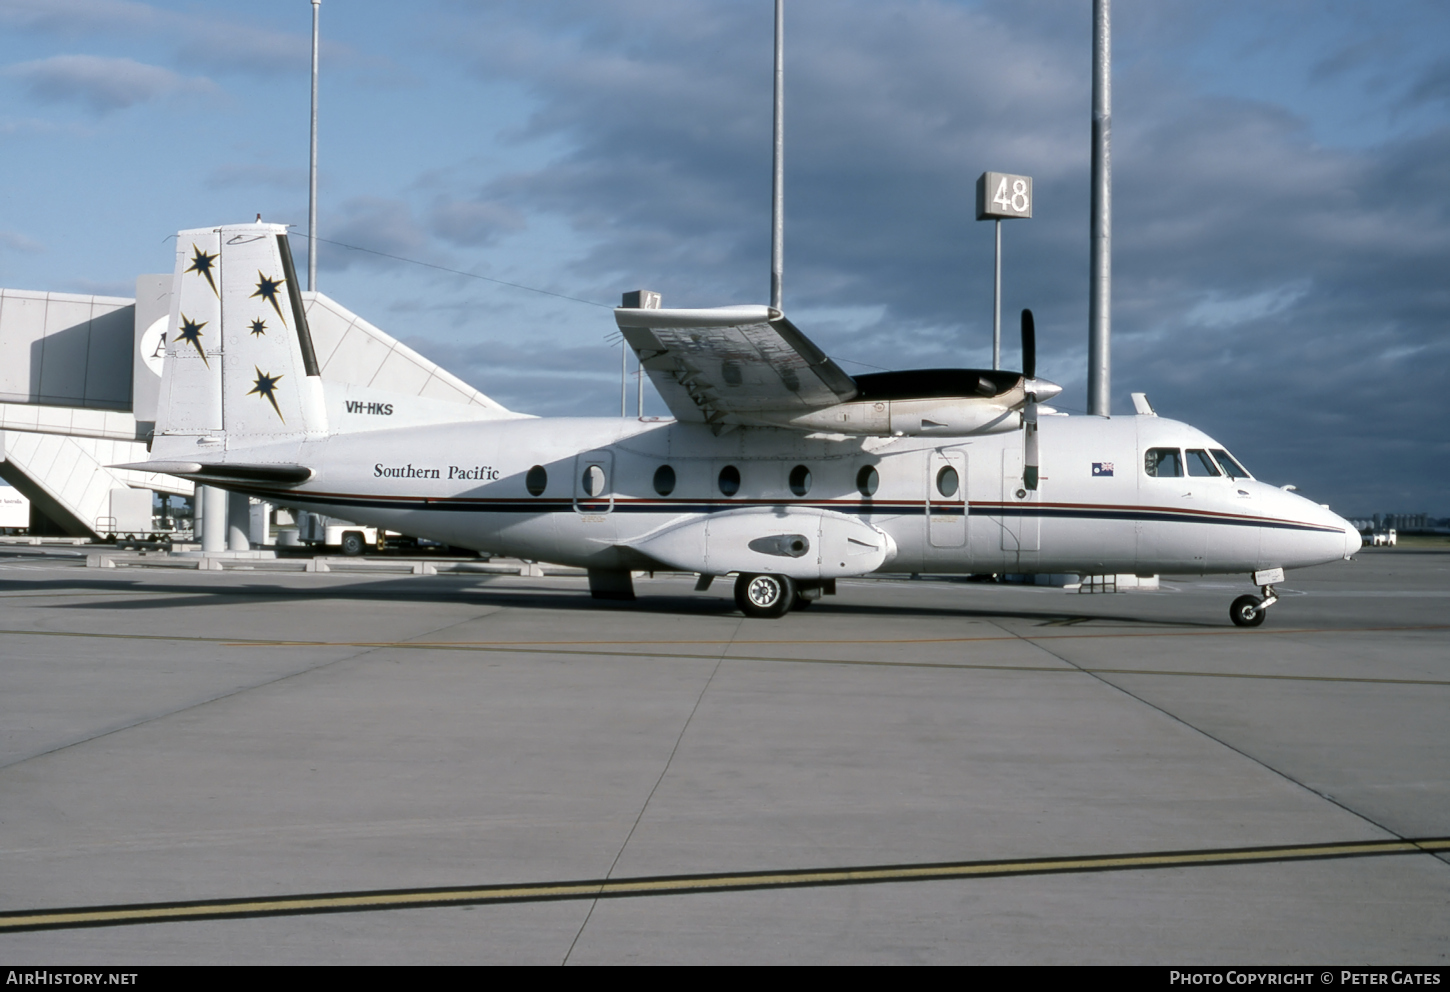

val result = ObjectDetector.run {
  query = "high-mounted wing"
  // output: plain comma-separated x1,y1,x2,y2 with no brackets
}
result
615,306,857,429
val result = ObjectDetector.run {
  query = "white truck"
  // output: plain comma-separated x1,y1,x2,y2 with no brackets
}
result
294,510,388,556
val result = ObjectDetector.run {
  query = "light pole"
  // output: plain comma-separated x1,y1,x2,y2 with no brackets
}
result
1087,0,1112,416
770,0,784,311
308,0,321,292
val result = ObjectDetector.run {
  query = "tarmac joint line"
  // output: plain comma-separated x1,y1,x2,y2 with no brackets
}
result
2,628,1449,687
2,837,1447,934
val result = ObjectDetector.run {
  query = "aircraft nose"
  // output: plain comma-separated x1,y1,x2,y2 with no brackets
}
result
1344,523,1364,559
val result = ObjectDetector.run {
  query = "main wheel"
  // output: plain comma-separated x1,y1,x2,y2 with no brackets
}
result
1230,594,1266,627
340,531,367,557
734,573,795,619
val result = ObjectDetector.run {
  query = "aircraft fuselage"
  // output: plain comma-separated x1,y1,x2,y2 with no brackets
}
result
225,412,1358,578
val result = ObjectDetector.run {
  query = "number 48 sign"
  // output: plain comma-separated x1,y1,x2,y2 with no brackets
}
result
975,171,1033,220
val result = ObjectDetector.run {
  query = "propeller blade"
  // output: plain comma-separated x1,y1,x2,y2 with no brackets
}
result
1023,395,1039,491
1021,309,1035,381
1021,308,1039,490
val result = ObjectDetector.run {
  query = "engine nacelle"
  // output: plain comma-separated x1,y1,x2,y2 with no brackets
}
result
628,506,896,579
733,375,1060,437
777,396,1021,436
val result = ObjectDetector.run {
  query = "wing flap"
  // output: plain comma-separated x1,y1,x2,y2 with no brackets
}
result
616,306,856,426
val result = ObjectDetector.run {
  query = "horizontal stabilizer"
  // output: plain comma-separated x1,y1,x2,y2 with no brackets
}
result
110,461,313,485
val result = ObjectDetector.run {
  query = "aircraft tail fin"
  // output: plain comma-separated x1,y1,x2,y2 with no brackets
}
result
152,223,328,458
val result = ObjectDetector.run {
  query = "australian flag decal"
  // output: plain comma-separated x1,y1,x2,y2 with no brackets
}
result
1092,462,1115,477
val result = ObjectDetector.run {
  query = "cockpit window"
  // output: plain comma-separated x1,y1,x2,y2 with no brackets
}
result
1210,449,1251,480
1144,448,1183,478
1186,449,1220,477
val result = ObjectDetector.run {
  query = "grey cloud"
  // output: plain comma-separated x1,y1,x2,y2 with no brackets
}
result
427,198,528,247
402,332,642,418
1405,59,1450,109
171,21,324,76
1309,34,1401,83
4,54,214,113
0,0,370,78
317,197,434,273
0,0,155,35
206,163,309,191
412,1,1449,512
0,229,44,253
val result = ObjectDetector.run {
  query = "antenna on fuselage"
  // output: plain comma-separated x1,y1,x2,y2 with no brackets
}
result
769,0,785,311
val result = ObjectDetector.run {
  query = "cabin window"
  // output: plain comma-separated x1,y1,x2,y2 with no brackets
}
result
582,464,607,497
653,464,676,496
935,465,959,498
857,465,879,497
788,464,812,497
1186,449,1220,477
525,465,547,496
1144,448,1183,478
1211,449,1251,480
718,464,741,496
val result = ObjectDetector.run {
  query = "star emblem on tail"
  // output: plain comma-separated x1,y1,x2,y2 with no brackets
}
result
176,314,209,366
252,272,288,326
249,318,267,337
185,244,219,297
248,367,285,421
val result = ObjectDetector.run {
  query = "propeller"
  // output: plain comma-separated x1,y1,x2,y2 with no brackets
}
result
1021,309,1039,491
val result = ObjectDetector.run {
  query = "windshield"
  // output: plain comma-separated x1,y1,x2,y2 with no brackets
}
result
1186,449,1220,477
1210,449,1252,480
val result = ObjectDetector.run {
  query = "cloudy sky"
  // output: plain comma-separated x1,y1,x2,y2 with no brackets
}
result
1,0,1447,515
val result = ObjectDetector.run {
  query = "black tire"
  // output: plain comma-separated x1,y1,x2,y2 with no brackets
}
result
734,573,795,619
1230,595,1266,627
340,531,367,557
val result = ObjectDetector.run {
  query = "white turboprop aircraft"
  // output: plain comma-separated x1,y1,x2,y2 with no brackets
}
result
123,222,1360,623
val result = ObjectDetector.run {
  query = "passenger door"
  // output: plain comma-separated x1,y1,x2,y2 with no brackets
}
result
1000,447,1040,556
573,449,614,514
927,448,967,548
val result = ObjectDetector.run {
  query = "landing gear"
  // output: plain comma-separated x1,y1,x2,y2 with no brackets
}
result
1230,595,1266,627
734,573,796,619
1229,584,1280,628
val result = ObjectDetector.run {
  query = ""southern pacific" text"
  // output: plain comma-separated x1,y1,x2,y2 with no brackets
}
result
373,463,499,481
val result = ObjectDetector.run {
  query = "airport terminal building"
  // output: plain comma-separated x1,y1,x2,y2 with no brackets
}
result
0,277,498,546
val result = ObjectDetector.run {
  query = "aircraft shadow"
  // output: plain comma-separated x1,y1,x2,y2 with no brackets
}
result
0,576,1220,628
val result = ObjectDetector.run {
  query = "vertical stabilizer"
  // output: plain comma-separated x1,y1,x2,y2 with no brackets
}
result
155,228,222,441
153,223,328,457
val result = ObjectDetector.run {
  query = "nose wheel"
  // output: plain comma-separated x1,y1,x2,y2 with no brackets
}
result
1230,584,1280,628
